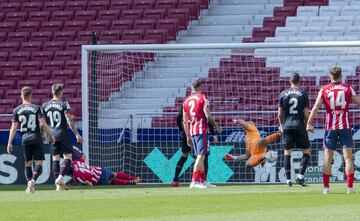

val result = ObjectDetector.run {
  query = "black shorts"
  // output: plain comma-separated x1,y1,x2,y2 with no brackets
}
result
181,133,191,153
23,143,45,162
51,139,73,156
282,129,310,150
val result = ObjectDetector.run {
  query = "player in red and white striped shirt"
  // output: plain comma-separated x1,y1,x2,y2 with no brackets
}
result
307,67,360,194
70,159,140,186
183,80,221,189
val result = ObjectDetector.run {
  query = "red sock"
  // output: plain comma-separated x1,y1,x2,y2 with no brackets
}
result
200,171,206,183
192,171,200,182
346,173,354,188
115,172,135,180
111,179,130,185
323,173,330,188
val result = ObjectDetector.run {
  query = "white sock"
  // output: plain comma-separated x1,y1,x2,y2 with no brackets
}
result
58,175,63,179
287,179,291,184
297,174,304,179
233,156,239,160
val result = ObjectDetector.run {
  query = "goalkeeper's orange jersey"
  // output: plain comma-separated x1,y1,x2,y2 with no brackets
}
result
245,124,281,156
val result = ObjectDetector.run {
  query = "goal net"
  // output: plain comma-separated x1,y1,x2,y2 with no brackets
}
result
81,42,360,184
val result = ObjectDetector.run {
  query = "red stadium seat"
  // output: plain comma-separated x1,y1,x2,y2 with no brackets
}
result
17,80,40,89
100,30,122,41
121,9,144,19
3,71,26,80
304,0,328,6
134,39,160,44
5,12,28,22
110,0,133,10
31,51,54,61
64,60,81,71
263,17,286,28
167,8,190,30
62,88,77,98
54,51,77,61
21,41,43,51
42,61,65,71
200,0,209,9
0,22,17,32
0,117,13,129
143,9,166,19
87,0,110,10
28,11,51,22
51,70,75,79
41,79,64,88
156,18,179,40
252,27,275,38
273,6,297,17
30,31,53,42
77,31,94,41
0,80,15,90
51,11,74,22
0,52,8,61
32,89,52,99
7,32,30,42
0,12,4,22
111,39,134,44
121,29,144,40
27,70,51,80
41,21,64,32
74,10,97,21
144,29,167,43
0,32,6,42
67,97,82,105
132,0,155,9
18,21,40,32
98,10,121,20
0,42,20,52
284,0,304,6
0,99,17,109
0,61,19,71
9,51,31,61
134,19,157,29
65,79,81,88
0,2,21,12
43,41,65,51
65,1,88,11
5,89,20,99
111,19,134,30
178,0,200,19
155,0,178,10
64,21,87,31
53,31,76,41
43,1,65,11
88,20,111,31
21,2,43,12
19,61,42,71
65,41,88,51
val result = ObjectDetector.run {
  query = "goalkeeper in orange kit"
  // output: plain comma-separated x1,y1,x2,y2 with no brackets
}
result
224,119,281,167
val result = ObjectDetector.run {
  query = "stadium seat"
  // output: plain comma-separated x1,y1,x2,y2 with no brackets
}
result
17,80,40,89
167,8,190,29
273,6,297,17
99,30,122,41
54,51,77,61
304,0,329,6
31,89,52,99
297,26,321,36
31,51,54,61
0,61,19,71
88,20,111,31
19,61,42,71
65,1,88,11
330,0,349,5
65,79,81,88
27,70,51,80
110,0,133,10
252,27,275,38
286,16,308,27
21,2,43,12
0,22,16,32
7,32,30,42
21,41,43,51
263,17,286,28
5,12,28,22
41,79,64,88
134,39,160,44
111,19,134,30
64,60,81,71
0,80,15,90
78,31,94,41
144,29,168,43
43,1,65,11
122,29,144,40
132,0,155,9
9,51,31,61
51,11,74,22
297,6,319,16
53,31,76,41
43,41,65,51
341,6,360,16
51,70,75,79
143,9,166,19
28,11,51,21
331,16,354,26
88,0,110,10
62,88,77,98
98,10,121,20
134,19,157,29
0,2,21,12
321,26,345,35
307,16,331,26
74,10,98,21
319,6,341,16
41,21,64,32
5,89,20,99
0,51,8,61
65,41,88,51
155,0,178,10
30,31,53,41
42,61,65,71
0,32,6,42
156,18,179,40
121,9,144,19
64,21,87,31
3,71,26,80
346,26,360,35
178,0,200,19
18,21,40,32
0,99,17,109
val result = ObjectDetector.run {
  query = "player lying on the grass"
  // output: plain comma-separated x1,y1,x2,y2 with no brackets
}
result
7,86,56,194
307,67,360,194
224,119,280,167
278,73,311,187
171,106,220,187
183,80,222,189
67,158,140,186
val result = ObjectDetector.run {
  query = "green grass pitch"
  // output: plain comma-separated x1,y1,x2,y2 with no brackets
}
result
0,183,359,221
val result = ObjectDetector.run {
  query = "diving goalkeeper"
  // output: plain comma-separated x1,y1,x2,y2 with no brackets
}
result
224,119,281,167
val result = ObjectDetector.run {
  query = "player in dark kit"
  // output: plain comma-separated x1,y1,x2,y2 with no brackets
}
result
7,86,55,194
42,84,83,191
171,107,219,187
278,73,311,187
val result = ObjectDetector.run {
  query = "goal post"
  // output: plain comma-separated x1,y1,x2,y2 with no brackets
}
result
81,41,360,184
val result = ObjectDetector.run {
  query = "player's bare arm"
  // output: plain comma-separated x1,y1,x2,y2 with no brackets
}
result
278,107,284,132
182,109,193,147
303,107,310,125
39,118,56,144
204,107,221,133
233,118,251,130
65,114,84,144
307,90,323,133
351,95,360,107
7,121,18,154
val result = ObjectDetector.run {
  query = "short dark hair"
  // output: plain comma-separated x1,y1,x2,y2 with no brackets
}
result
192,80,202,89
21,86,32,100
52,83,64,96
290,72,301,84
329,66,342,80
